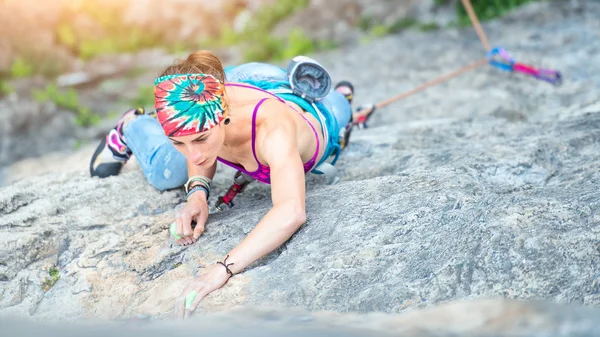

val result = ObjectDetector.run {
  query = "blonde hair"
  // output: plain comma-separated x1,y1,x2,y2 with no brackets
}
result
159,50,225,83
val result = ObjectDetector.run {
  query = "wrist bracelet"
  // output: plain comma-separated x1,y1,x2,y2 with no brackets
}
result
186,185,209,201
188,180,210,195
186,178,211,194
217,255,235,278
185,175,212,194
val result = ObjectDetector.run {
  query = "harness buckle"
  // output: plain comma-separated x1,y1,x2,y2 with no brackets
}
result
486,47,515,72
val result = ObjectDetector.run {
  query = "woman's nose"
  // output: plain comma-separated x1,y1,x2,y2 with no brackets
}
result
187,146,204,163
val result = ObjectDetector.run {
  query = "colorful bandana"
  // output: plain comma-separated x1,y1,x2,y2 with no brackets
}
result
154,74,226,137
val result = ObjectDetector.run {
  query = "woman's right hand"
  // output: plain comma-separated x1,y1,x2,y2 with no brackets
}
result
174,192,209,246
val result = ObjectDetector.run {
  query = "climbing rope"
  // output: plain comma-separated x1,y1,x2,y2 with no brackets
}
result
376,57,488,110
460,0,492,52
215,0,563,210
353,0,562,127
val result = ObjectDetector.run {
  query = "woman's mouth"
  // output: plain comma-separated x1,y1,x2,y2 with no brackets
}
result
195,159,207,166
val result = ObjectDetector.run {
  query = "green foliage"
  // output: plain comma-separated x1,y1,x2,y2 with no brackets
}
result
106,110,120,120
370,25,390,38
32,84,101,127
15,51,68,79
315,39,339,51
365,17,420,39
75,107,101,127
12,0,318,76
49,267,60,279
242,36,283,63
10,58,34,78
56,22,77,49
388,18,417,34
418,22,440,32
232,0,312,62
280,28,315,60
219,25,241,46
240,0,309,42
359,36,374,45
0,80,14,96
42,267,60,292
33,84,79,111
54,0,172,60
242,28,319,63
364,0,538,39
437,0,541,25
130,85,155,110
73,139,83,150
358,16,374,32
76,29,162,60
124,67,147,79
365,18,420,39
14,0,324,76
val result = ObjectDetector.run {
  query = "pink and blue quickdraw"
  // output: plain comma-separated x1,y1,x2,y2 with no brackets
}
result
486,47,562,86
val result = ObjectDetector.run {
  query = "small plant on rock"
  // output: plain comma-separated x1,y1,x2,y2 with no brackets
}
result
42,266,60,292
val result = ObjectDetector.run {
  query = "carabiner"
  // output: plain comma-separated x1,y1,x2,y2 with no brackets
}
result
534,68,563,86
486,47,514,72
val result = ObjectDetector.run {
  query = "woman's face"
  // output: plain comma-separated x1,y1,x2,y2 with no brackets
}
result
168,124,225,168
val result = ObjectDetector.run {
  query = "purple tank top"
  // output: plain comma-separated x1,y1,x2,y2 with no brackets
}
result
216,83,321,184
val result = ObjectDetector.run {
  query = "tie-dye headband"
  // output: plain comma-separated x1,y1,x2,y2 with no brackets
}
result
154,74,226,137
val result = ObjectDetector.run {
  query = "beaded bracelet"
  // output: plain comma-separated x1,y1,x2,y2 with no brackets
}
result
185,175,212,194
185,176,211,194
186,185,209,201
188,180,210,199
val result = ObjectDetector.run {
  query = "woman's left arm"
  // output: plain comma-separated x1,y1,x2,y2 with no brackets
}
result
224,112,308,269
175,104,308,318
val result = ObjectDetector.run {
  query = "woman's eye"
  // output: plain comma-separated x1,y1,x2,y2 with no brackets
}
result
193,138,206,143
172,142,183,146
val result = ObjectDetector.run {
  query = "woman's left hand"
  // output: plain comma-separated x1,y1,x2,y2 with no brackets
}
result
174,263,231,318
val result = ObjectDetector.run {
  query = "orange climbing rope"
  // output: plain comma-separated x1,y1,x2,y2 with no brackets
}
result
460,0,492,52
375,57,488,110
355,0,502,121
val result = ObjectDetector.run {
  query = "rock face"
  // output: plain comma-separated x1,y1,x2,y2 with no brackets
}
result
272,0,364,44
0,97,75,167
1,0,599,335
272,0,437,44
2,299,600,336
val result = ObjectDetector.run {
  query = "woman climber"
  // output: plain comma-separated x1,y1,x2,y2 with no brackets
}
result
89,50,375,318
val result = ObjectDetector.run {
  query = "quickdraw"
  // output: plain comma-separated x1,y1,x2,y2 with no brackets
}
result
214,171,254,211
353,104,377,129
487,47,562,86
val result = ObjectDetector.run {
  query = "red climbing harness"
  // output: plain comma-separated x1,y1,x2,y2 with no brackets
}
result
215,171,254,211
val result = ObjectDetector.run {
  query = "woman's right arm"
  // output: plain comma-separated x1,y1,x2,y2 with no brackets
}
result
174,160,217,245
